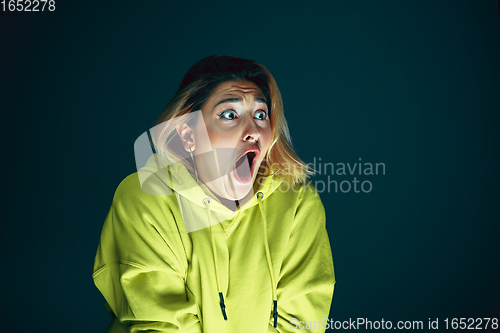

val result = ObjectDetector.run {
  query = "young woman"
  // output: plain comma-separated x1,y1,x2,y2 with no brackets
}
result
93,55,335,333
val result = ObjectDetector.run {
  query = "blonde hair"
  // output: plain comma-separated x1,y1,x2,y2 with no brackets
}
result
151,55,314,184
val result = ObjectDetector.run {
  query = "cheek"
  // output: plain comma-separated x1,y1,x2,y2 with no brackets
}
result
207,127,240,147
261,127,273,150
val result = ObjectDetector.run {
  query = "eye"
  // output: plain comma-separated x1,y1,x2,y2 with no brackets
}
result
217,109,238,120
254,110,268,120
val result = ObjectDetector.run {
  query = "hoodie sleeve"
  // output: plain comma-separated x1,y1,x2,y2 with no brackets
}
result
93,175,202,333
272,182,335,332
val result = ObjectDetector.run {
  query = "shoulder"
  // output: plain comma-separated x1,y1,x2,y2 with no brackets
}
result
111,173,146,208
113,172,176,204
264,179,327,246
110,172,180,225
267,177,325,226
114,172,141,198
96,174,188,274
273,177,324,207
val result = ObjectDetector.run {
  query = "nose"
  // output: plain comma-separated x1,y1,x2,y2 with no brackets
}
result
242,118,260,143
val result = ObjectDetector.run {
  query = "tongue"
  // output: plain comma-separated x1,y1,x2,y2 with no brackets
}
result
235,154,252,182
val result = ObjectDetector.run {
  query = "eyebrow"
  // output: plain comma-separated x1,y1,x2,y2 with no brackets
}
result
214,97,267,107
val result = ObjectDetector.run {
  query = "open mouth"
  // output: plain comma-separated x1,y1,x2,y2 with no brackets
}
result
233,149,259,184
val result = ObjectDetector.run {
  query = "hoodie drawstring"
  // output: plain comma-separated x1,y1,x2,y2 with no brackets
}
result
256,192,279,330
203,193,278,329
203,198,227,321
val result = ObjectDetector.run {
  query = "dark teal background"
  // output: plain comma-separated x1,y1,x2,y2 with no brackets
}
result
1,1,499,332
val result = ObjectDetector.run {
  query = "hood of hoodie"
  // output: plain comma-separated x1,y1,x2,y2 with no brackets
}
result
137,153,284,233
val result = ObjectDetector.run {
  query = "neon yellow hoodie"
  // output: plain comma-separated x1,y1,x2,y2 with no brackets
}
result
93,156,335,332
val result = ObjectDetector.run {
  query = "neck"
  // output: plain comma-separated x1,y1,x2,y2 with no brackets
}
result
214,188,254,211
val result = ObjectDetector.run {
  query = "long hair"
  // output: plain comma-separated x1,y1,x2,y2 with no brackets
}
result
152,55,313,184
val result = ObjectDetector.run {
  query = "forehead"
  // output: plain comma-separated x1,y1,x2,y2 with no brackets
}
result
209,80,265,102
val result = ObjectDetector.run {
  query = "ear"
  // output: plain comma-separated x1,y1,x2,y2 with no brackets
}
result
176,123,196,152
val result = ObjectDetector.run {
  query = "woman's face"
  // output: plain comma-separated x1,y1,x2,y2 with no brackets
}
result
181,80,272,201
